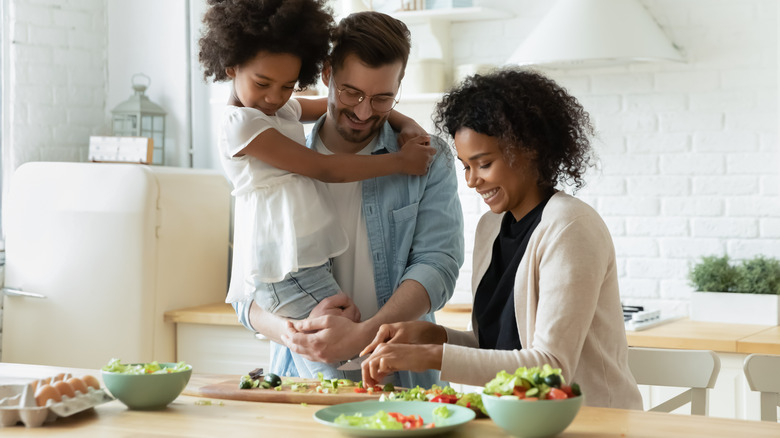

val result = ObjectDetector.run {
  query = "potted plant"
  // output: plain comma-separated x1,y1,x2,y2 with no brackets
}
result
689,255,780,325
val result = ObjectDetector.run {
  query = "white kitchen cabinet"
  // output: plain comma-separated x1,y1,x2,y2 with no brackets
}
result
175,323,270,375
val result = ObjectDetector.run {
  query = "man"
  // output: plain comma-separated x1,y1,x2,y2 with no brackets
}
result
233,11,464,389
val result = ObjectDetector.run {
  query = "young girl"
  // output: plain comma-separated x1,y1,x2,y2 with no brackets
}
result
198,0,434,378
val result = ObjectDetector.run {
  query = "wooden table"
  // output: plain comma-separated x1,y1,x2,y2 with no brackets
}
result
3,363,780,437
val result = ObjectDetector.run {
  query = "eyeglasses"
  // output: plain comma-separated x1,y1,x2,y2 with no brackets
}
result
335,84,400,113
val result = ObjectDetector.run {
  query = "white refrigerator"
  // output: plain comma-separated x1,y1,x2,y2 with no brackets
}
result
1,162,232,368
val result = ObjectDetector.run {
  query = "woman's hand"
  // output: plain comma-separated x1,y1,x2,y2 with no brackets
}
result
361,343,443,388
309,293,361,322
359,321,446,357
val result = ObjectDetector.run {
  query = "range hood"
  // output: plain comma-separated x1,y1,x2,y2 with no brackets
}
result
507,0,684,69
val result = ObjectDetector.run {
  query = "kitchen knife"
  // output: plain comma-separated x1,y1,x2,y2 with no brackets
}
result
336,355,368,371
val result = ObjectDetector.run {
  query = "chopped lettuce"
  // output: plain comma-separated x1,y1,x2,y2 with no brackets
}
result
432,405,451,419
102,358,191,375
456,392,487,415
334,411,403,430
483,365,564,398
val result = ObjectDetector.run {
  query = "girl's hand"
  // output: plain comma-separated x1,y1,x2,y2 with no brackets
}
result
398,135,435,175
309,293,361,322
361,343,443,388
359,321,445,357
397,119,428,149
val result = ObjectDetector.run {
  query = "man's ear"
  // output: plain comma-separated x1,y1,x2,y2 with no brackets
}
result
321,62,331,86
226,66,236,79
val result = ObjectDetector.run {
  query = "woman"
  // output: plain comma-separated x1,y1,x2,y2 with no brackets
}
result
359,68,643,409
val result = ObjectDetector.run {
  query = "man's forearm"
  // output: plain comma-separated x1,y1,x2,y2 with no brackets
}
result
365,279,431,330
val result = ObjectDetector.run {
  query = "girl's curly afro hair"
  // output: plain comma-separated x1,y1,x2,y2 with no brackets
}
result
198,0,333,89
434,68,596,192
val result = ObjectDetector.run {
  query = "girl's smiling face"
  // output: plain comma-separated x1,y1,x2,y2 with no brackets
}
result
226,51,301,116
455,127,545,221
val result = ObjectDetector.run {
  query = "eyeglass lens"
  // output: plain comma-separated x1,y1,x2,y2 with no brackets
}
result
338,87,397,112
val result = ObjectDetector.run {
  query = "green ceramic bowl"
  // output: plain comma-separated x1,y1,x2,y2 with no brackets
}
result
482,393,583,438
101,363,192,410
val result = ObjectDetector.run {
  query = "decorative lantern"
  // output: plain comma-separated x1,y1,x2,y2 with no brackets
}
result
111,73,167,165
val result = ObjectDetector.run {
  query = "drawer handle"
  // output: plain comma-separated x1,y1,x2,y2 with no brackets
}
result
2,288,47,299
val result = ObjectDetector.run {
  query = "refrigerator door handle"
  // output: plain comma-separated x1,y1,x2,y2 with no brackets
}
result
2,288,47,299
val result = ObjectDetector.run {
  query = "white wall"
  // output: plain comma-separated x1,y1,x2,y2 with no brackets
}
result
1,0,777,327
1,0,192,173
107,0,190,167
2,0,107,172
414,0,778,316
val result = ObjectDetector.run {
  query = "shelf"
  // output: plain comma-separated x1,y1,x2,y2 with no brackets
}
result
391,7,508,24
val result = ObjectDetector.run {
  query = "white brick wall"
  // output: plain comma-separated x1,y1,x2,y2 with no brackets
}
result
437,0,779,318
5,0,107,171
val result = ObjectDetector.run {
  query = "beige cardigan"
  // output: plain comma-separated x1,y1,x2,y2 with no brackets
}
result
441,192,643,409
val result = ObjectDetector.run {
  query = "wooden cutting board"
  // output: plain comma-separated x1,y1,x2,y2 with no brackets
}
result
182,373,403,405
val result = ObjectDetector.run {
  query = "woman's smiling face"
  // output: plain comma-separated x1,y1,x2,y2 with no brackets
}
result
455,127,545,221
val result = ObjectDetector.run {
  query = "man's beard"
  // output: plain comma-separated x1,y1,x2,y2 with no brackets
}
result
335,108,386,144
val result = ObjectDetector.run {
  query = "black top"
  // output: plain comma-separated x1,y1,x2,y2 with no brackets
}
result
473,196,551,350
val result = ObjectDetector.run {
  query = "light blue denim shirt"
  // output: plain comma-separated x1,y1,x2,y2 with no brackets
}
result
234,117,464,389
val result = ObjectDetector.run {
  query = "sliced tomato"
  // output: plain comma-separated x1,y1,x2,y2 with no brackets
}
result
547,388,568,400
388,412,425,430
353,387,367,393
388,412,404,422
561,385,575,398
430,394,458,404
512,385,526,397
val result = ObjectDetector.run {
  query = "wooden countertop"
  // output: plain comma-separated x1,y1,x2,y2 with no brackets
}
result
164,302,473,331
3,363,780,437
164,302,241,326
165,303,780,354
625,318,780,354
737,326,780,355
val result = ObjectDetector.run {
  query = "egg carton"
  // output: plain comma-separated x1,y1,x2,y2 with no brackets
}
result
0,378,114,428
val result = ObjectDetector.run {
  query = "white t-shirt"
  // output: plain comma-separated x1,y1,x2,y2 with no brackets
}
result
218,101,348,301
313,135,379,319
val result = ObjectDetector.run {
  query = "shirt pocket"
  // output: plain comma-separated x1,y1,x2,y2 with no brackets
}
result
391,202,419,265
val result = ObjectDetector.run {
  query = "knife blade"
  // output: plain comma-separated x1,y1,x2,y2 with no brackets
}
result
336,355,368,371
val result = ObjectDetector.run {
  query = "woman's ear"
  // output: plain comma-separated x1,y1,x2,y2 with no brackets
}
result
226,66,236,79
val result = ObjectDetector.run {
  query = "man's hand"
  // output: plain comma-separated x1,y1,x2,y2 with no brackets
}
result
359,321,446,357
282,315,377,363
309,293,361,322
361,343,443,388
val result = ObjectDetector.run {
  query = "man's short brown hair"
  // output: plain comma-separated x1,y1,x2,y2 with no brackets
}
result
329,11,411,80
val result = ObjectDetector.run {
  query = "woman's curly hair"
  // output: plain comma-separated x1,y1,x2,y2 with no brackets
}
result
198,0,333,89
433,68,596,191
